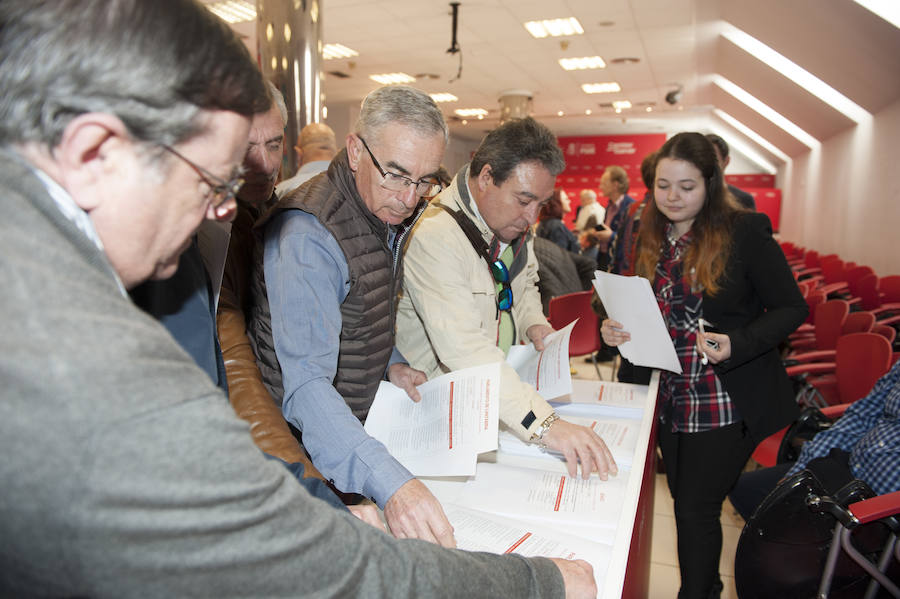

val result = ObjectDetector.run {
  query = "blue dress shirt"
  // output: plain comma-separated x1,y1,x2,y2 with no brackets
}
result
263,208,413,507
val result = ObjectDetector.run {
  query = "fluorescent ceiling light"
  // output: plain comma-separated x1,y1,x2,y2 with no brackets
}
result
612,100,632,110
721,25,870,123
206,0,255,24
454,108,489,117
714,130,778,175
323,44,358,59
712,75,820,149
524,18,584,39
430,93,459,103
852,0,900,28
581,82,621,94
369,73,416,85
559,56,606,71
713,109,791,162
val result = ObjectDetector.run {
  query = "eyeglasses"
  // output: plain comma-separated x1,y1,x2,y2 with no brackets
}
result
357,136,443,198
490,259,514,311
160,144,244,210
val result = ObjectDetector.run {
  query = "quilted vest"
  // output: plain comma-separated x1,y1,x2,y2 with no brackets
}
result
249,151,424,421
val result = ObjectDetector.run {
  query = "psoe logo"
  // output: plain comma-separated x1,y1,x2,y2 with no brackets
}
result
606,142,636,155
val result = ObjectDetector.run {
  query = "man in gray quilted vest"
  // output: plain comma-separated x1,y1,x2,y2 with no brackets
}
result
248,85,457,547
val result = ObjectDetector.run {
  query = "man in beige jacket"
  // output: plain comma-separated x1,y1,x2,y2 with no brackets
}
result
396,117,617,479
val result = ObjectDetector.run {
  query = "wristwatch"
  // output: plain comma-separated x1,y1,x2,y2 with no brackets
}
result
530,412,560,448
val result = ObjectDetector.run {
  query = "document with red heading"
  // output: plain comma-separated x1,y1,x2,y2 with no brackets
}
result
364,363,500,476
505,319,576,400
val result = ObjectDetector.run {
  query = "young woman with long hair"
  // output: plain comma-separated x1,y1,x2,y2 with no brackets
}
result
601,132,807,598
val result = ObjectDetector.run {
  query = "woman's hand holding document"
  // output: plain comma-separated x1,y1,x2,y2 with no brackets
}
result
364,363,500,477
593,271,682,373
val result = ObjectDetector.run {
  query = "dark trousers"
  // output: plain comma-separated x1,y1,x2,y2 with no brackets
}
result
658,421,756,599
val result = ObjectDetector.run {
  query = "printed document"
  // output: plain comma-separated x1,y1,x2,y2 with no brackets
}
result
593,271,682,373
445,504,613,591
506,319,576,400
364,363,500,476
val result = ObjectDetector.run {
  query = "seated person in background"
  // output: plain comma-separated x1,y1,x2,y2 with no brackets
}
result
730,360,900,521
705,134,756,211
0,1,595,596
535,188,580,253
532,236,597,313
248,85,456,547
573,188,605,233
396,117,617,481
275,121,338,198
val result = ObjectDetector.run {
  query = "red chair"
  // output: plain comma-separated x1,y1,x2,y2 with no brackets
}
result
841,311,875,335
547,290,604,379
787,300,849,355
873,324,897,345
845,265,874,297
880,275,900,304
788,333,892,408
858,274,900,326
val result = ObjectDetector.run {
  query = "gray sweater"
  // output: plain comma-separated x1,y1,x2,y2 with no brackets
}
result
0,148,564,598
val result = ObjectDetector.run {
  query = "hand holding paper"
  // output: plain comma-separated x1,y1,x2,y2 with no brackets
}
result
593,272,682,373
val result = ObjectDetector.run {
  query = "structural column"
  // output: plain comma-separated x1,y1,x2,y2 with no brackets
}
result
257,0,324,175
498,89,534,124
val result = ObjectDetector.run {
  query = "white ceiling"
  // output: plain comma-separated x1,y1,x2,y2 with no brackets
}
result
226,0,900,168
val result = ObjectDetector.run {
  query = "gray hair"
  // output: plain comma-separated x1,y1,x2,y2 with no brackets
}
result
266,80,288,127
0,0,268,149
470,117,565,186
354,85,449,145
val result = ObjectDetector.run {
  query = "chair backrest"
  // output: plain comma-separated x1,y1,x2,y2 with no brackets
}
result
841,311,875,335
547,290,600,358
804,289,826,325
879,275,900,303
872,323,897,345
835,333,892,404
819,256,845,285
812,299,849,350
844,265,874,296
857,273,882,311
803,249,819,269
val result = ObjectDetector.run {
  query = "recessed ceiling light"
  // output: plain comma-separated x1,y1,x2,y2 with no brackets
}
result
369,73,416,85
585,109,592,115
557,111,564,117
323,43,359,59
612,100,632,110
721,25,869,123
559,56,606,71
430,93,459,103
524,17,584,38
206,0,255,23
582,82,622,94
713,75,819,148
455,108,488,117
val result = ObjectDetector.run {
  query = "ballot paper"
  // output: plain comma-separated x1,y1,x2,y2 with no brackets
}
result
454,462,627,539
593,271,682,373
444,504,613,592
506,320,576,401
498,411,639,468
364,363,500,476
552,379,648,414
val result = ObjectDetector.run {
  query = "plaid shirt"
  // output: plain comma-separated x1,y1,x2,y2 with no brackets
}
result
787,361,900,495
654,226,738,433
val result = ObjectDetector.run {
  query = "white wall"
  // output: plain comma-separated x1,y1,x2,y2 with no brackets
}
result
779,98,900,277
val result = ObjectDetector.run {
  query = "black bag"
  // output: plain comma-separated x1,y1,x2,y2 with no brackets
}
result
776,406,834,464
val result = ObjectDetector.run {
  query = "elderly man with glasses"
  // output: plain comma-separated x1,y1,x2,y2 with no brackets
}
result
396,117,618,481
248,85,456,547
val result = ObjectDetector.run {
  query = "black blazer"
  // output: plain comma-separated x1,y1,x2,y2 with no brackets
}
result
702,212,808,443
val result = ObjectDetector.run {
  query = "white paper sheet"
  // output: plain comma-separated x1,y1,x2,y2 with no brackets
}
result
454,462,627,535
552,379,649,413
498,412,639,468
445,504,613,592
506,320,576,401
592,271,682,373
364,363,500,476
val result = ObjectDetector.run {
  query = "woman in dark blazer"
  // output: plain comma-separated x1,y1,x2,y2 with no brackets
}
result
601,132,807,599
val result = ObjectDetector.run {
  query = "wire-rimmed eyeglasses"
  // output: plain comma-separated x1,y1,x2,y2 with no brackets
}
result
161,144,244,210
490,259,514,312
357,136,443,198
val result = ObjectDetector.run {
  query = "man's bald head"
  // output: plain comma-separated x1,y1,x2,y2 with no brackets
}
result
296,122,337,165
